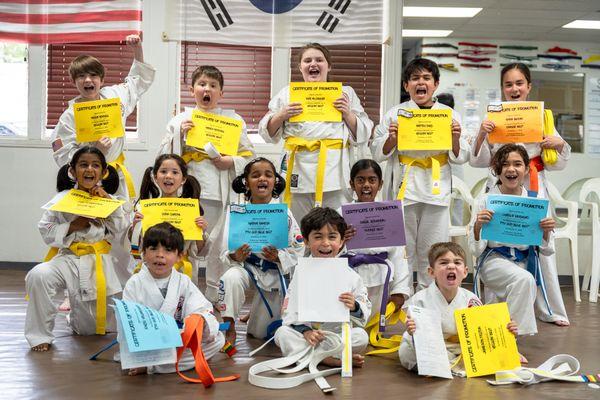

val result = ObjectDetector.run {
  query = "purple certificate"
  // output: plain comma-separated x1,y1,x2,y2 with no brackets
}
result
341,200,406,250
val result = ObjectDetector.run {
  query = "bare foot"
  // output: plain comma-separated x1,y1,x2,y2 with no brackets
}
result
553,320,570,327
320,354,364,368
31,343,50,352
239,313,250,323
519,353,529,364
128,367,147,376
58,297,71,312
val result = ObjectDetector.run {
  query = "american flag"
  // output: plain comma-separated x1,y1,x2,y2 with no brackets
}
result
0,0,142,44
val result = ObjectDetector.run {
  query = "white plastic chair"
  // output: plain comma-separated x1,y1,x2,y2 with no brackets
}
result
579,178,600,302
545,180,581,302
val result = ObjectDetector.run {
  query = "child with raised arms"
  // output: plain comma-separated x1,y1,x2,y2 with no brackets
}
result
340,159,410,327
275,207,371,368
371,58,468,291
25,146,127,351
215,158,304,344
399,242,519,373
470,63,570,326
258,43,373,222
51,34,155,200
122,222,224,375
129,154,207,284
469,144,556,345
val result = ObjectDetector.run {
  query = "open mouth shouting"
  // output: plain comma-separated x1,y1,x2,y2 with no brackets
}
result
446,271,457,284
202,93,212,105
256,181,270,193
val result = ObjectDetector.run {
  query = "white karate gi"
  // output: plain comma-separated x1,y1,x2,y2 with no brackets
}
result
372,99,469,290
469,134,570,324
25,191,127,347
398,283,482,372
469,186,555,335
275,263,371,358
216,201,304,339
122,266,224,373
257,85,373,222
51,59,156,200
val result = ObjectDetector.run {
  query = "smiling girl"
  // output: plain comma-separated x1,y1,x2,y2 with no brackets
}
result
469,144,556,345
258,43,373,223
25,146,127,352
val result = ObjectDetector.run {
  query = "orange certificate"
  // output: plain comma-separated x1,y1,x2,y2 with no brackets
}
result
487,101,544,144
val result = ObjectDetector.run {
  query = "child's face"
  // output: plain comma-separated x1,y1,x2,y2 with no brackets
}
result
155,159,186,197
73,72,104,101
306,224,344,258
403,68,439,107
70,153,105,191
502,69,531,101
190,74,223,110
299,48,331,83
350,168,382,203
247,161,275,203
428,251,468,292
143,244,181,279
498,151,528,192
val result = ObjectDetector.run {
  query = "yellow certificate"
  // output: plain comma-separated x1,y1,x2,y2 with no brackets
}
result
397,109,452,151
74,98,124,143
289,82,342,122
140,198,203,240
454,302,521,378
49,189,124,218
186,111,243,156
487,101,544,144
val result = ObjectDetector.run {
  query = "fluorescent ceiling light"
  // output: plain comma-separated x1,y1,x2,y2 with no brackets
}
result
403,29,453,37
403,7,482,18
563,20,600,29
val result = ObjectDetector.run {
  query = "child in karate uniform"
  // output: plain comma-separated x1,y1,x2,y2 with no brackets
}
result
469,144,556,341
25,146,126,351
275,207,371,367
216,158,304,344
399,242,519,373
258,43,373,222
371,58,468,290
123,222,224,375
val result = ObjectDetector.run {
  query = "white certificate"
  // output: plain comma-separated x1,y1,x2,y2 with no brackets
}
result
410,305,453,379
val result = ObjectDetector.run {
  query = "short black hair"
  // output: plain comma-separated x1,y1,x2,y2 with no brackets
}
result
300,207,347,240
142,222,185,253
436,92,454,109
402,58,440,85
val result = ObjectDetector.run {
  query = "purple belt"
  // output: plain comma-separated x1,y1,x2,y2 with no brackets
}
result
342,251,390,331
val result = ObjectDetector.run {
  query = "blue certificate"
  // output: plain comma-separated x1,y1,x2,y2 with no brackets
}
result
228,203,289,252
482,194,549,246
114,299,182,352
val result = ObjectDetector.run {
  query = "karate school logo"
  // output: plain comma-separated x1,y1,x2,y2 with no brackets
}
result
200,0,351,33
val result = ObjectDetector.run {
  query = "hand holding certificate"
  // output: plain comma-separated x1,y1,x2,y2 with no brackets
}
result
74,98,124,143
289,82,342,122
140,198,203,240
487,101,544,144
481,195,549,246
186,110,243,156
47,189,124,218
397,109,452,151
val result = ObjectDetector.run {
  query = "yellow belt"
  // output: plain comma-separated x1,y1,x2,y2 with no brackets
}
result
133,254,193,280
364,302,406,355
283,137,346,207
396,154,449,200
182,150,253,164
108,152,136,199
44,240,112,335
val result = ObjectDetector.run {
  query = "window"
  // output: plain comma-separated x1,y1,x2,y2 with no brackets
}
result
46,42,138,138
290,44,382,123
180,42,271,130
0,43,28,137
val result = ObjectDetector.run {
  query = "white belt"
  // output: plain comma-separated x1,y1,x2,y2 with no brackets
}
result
488,354,581,386
248,332,343,392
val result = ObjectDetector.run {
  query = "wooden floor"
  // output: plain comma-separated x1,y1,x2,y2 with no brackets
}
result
2,267,599,400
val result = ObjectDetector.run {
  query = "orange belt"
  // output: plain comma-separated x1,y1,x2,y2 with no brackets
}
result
528,156,544,196
176,314,240,387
